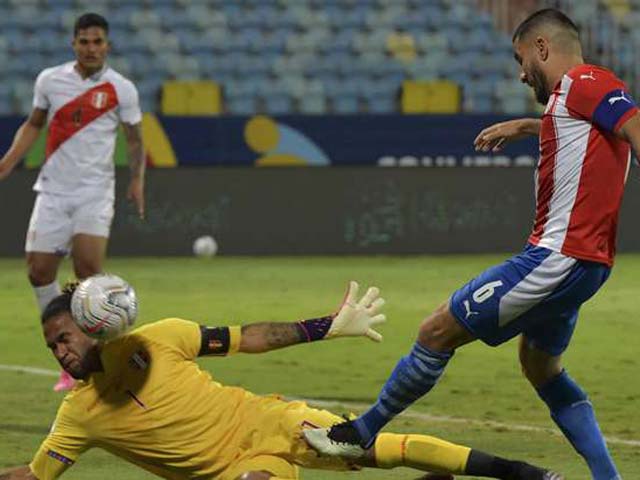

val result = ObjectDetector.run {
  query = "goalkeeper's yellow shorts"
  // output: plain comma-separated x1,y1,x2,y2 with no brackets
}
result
219,394,355,480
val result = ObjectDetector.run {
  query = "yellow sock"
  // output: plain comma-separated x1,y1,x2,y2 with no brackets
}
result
374,433,471,474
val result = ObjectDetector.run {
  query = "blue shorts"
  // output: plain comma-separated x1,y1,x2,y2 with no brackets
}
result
450,244,610,356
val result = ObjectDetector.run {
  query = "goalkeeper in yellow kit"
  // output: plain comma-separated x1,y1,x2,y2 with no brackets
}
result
2,282,560,480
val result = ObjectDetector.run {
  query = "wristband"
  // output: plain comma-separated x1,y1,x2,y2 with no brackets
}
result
295,315,334,342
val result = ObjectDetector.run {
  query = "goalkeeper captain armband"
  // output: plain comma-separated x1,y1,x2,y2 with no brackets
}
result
199,325,241,356
295,315,334,342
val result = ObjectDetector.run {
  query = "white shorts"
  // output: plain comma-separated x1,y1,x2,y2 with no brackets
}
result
25,190,115,255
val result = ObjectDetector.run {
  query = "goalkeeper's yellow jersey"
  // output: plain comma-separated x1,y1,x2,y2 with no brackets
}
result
30,318,258,480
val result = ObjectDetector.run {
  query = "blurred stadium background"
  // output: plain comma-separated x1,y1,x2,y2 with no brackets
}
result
2,0,640,256
1,1,640,479
1,0,639,115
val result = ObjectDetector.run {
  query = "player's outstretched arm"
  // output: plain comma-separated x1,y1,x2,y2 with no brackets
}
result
237,282,386,354
0,465,38,479
0,109,47,181
474,117,541,152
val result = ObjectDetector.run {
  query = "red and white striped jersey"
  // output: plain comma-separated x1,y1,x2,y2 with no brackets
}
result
32,61,141,196
528,64,638,267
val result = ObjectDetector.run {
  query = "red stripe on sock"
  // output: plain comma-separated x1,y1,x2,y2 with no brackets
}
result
46,82,119,160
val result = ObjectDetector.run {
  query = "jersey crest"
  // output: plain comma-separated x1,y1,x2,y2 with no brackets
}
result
91,91,109,109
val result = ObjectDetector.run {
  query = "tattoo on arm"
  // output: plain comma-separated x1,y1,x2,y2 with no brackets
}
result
122,123,145,178
240,323,306,353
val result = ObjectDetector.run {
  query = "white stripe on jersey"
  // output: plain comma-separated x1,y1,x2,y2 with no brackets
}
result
498,250,577,326
537,75,592,252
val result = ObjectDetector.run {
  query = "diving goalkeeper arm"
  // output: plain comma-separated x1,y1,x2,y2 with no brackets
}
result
198,282,386,356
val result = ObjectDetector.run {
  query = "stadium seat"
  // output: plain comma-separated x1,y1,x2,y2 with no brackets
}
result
43,0,74,11
299,95,328,114
227,96,257,115
12,83,32,115
161,81,223,115
465,95,494,114
401,80,461,113
365,96,396,113
130,10,162,30
330,94,359,114
264,94,294,114
497,96,530,114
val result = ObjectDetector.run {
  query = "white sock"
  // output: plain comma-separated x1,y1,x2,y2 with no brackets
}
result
34,281,62,312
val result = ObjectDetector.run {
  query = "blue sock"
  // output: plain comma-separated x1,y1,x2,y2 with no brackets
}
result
537,370,620,480
353,342,452,446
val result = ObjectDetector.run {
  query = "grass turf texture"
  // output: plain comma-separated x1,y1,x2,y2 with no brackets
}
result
1,256,638,479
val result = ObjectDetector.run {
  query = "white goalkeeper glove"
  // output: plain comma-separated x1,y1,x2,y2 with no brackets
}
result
326,281,386,342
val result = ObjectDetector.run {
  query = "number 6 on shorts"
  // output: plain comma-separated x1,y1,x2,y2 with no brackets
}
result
472,280,504,304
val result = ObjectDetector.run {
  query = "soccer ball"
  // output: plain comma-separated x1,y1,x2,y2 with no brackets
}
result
71,274,138,340
193,235,218,257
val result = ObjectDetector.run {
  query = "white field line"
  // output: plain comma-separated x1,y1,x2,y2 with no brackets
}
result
0,364,59,377
2,363,638,448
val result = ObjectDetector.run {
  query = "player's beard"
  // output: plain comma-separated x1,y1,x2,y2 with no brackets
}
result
528,62,551,105
63,359,87,380
62,348,97,380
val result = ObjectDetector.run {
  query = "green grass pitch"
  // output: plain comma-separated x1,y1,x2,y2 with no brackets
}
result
1,255,638,479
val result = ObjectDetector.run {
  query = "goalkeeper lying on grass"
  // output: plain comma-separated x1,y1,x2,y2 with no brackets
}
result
1,282,561,480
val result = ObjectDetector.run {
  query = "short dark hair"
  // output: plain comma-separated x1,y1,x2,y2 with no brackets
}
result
512,8,579,43
41,282,79,324
74,13,109,37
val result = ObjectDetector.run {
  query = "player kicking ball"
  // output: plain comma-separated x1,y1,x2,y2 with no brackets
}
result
1,278,560,479
305,9,632,480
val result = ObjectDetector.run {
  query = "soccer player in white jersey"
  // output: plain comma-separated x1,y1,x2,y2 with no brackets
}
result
0,13,145,392
306,9,639,480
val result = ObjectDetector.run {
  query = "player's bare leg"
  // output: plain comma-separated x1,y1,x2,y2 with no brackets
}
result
519,337,620,479
26,251,63,315
518,336,563,388
26,251,63,295
71,233,108,280
417,302,477,351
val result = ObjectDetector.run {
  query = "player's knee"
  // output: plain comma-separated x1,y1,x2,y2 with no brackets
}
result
73,259,101,280
519,342,562,387
417,303,458,351
26,259,57,286
521,362,563,387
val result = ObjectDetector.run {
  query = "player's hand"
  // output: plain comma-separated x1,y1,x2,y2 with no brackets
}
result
127,177,145,220
326,281,386,342
474,119,533,152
